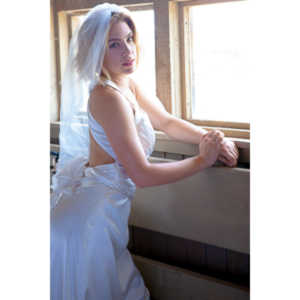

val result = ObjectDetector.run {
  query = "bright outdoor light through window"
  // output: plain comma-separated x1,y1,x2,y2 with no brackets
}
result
129,9,156,92
190,1,250,123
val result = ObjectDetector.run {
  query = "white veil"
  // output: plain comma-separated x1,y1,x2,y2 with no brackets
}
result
56,3,130,172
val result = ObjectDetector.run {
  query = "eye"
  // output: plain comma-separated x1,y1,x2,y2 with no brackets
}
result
127,36,134,43
109,42,120,49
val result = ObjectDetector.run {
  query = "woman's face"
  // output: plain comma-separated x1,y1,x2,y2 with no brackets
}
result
103,21,137,78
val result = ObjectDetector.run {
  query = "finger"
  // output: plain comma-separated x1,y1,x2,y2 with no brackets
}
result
227,147,238,159
211,131,223,143
218,155,227,164
220,150,236,166
232,147,239,160
215,130,224,139
219,155,234,167
233,143,239,156
232,144,239,156
199,132,208,142
222,142,238,159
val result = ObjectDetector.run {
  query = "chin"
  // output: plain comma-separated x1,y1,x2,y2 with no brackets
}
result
123,66,136,74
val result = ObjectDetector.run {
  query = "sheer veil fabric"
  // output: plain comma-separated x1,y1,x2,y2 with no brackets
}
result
57,3,130,172
51,3,152,300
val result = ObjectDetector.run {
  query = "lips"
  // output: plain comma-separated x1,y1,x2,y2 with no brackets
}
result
122,58,135,67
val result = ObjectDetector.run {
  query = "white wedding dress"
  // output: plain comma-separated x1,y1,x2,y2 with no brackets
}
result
51,80,155,300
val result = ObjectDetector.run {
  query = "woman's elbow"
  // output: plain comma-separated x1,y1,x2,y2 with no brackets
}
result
131,173,151,188
129,164,154,188
134,180,148,189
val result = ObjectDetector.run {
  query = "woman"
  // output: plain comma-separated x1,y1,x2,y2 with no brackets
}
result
51,3,238,300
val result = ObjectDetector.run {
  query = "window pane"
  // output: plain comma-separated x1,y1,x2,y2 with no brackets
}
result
190,1,250,123
129,9,156,92
71,15,83,34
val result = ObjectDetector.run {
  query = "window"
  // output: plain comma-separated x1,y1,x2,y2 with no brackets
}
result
52,0,250,140
190,1,250,123
180,0,250,138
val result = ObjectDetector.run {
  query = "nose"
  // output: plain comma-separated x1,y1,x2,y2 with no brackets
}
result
122,41,133,56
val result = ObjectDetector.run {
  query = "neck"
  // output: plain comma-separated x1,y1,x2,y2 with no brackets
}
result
109,74,130,89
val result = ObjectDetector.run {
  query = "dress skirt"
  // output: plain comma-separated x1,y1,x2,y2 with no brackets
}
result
51,157,150,300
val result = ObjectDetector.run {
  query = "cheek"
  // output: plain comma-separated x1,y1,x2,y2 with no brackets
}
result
103,52,118,69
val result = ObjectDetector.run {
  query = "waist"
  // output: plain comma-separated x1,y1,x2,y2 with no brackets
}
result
51,157,136,208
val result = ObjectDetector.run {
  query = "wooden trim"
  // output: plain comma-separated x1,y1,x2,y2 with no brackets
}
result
179,5,193,120
153,0,172,113
133,255,249,300
65,3,154,14
57,12,69,85
50,1,59,121
153,0,182,116
179,0,245,7
190,120,250,139
169,1,182,117
66,9,89,16
130,228,249,287
124,3,154,11
53,0,244,12
54,0,153,13
57,11,70,119
200,126,250,139
188,119,250,130
52,1,62,119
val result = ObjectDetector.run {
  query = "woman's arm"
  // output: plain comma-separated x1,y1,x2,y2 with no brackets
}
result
132,79,207,144
89,85,222,188
132,79,239,167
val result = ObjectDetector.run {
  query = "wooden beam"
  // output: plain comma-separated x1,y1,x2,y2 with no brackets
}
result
131,164,250,254
133,255,249,299
50,1,59,121
54,0,153,13
179,4,193,120
169,1,182,117
52,0,63,119
153,0,175,114
53,0,242,12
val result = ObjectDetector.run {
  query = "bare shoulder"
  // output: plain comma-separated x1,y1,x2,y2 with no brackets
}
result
90,84,118,110
89,83,134,123
90,84,125,114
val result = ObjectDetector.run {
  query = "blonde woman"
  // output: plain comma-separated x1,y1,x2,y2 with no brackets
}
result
51,3,238,300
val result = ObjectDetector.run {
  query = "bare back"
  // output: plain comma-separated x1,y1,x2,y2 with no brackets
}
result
88,130,115,167
88,80,138,167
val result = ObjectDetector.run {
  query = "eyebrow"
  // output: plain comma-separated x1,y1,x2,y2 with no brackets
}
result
108,32,133,42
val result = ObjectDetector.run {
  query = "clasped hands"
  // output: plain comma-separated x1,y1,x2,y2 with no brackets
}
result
199,130,239,168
